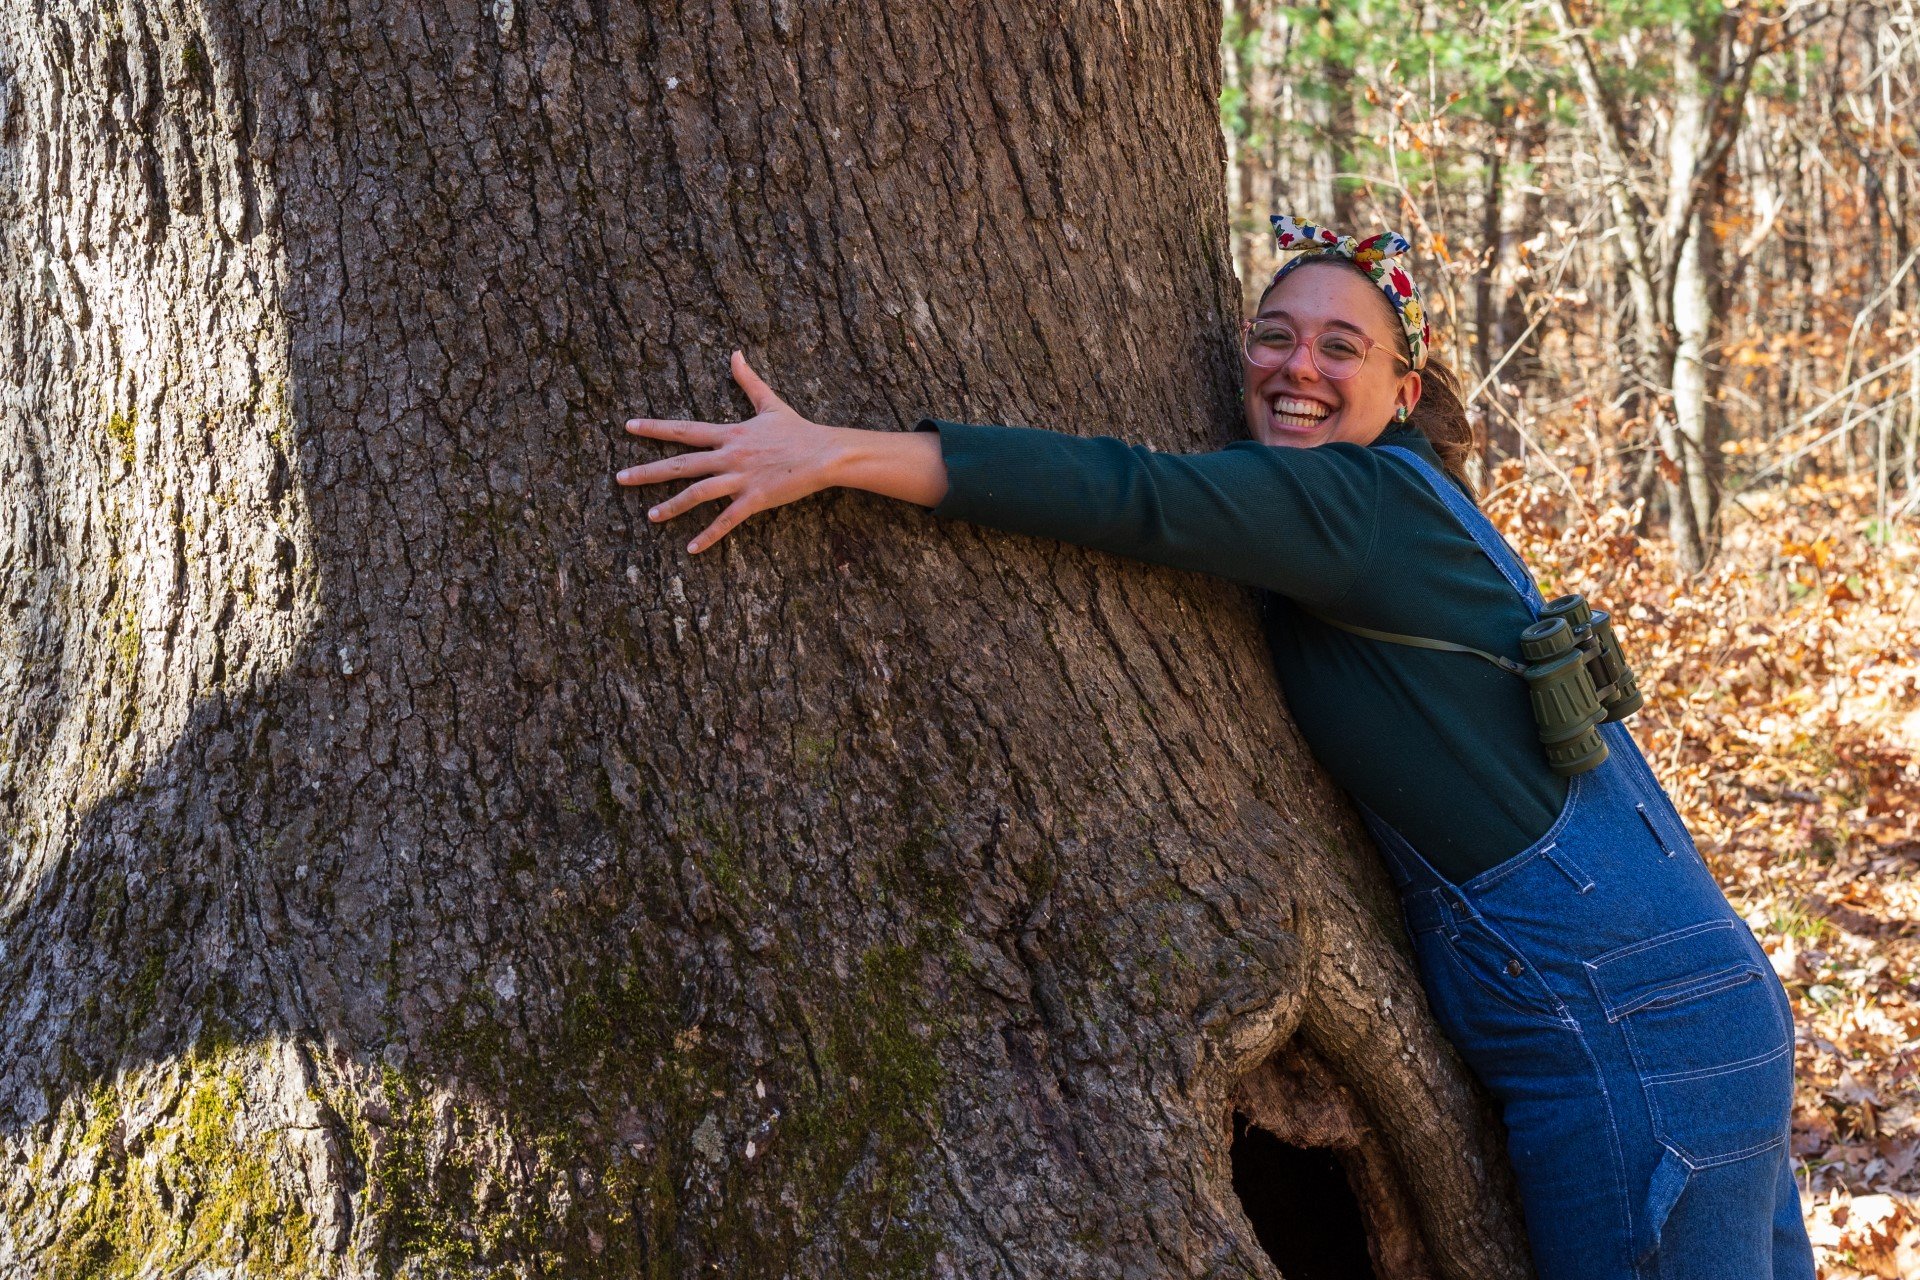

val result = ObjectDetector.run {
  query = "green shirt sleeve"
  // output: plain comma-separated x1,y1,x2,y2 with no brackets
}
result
916,418,1383,610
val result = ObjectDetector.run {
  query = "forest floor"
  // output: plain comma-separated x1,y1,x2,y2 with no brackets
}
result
1487,460,1920,1279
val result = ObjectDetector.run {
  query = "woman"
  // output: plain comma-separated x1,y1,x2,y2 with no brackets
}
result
615,216,1816,1280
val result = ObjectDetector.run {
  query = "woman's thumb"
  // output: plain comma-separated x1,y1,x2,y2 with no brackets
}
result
731,350,782,414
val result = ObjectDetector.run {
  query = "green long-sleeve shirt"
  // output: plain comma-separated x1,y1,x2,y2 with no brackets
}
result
915,418,1570,883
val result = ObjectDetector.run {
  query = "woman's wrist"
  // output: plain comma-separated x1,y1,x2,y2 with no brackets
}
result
825,425,949,508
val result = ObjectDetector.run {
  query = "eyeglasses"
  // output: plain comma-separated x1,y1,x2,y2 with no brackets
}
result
1241,319,1411,379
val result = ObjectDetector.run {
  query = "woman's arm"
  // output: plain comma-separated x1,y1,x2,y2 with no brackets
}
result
617,352,948,553
620,354,1383,609
919,418,1381,607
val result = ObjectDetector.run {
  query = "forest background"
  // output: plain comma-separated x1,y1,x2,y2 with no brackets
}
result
1220,0,1920,1272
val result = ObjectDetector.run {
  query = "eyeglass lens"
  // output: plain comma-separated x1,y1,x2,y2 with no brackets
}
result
1244,324,1369,377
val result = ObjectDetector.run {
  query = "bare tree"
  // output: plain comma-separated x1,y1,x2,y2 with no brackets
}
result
1548,0,1772,569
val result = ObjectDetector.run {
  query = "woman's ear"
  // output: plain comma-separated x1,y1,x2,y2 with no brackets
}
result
1398,372,1424,416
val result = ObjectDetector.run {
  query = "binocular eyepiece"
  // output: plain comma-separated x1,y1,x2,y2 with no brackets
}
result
1519,594,1646,777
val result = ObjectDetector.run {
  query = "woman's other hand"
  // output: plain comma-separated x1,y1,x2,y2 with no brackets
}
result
618,351,847,554
619,351,948,554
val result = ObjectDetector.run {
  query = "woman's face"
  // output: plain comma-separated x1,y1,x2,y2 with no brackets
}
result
1242,262,1422,449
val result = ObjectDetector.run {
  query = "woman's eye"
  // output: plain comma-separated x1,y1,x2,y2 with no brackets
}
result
1323,337,1364,358
1256,327,1296,346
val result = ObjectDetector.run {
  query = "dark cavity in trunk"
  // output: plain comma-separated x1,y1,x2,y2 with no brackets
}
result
1231,1111,1381,1280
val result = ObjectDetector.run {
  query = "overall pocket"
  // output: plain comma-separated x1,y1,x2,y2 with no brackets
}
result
1585,919,1793,1168
1613,734,1701,859
1434,914,1571,1028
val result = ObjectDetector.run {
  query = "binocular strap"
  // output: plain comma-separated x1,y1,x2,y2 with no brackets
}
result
1294,606,1529,676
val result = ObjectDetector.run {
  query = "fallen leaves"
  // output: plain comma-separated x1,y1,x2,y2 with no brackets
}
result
1805,1192,1920,1279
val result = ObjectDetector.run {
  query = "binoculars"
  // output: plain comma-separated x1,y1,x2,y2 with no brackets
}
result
1519,594,1646,776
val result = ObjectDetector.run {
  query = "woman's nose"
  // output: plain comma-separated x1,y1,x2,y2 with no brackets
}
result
1281,340,1319,382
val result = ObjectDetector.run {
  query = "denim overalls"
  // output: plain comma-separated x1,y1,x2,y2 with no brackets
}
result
1364,447,1816,1280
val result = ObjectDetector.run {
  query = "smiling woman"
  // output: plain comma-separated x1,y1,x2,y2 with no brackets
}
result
619,215,1816,1279
1241,262,1420,448
617,250,1545,882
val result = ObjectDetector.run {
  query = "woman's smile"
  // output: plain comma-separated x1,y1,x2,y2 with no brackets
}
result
1266,393,1337,437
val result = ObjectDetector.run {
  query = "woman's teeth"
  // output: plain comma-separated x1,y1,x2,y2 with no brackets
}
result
1270,398,1330,423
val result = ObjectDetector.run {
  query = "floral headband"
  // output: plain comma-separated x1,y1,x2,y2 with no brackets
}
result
1267,214,1429,371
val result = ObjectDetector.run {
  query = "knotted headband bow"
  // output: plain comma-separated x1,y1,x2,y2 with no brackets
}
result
1268,214,1430,371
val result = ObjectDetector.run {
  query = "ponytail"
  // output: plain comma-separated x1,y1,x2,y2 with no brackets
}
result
1404,356,1479,501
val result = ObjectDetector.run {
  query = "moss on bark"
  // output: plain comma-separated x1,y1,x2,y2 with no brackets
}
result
32,1044,319,1280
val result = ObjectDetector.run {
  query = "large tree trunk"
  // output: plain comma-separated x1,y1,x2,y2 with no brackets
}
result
0,3,1530,1276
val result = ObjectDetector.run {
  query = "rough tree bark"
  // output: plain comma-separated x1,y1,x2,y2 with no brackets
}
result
0,2,1531,1276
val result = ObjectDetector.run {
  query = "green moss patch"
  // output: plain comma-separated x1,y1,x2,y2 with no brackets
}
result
36,1046,320,1279
358,916,954,1277
104,410,136,469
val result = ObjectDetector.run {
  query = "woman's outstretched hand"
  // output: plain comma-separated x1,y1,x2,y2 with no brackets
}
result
618,351,948,554
618,351,848,554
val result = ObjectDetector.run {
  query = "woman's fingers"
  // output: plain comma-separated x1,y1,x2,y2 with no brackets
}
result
688,495,763,555
621,352,803,555
616,447,726,488
624,416,734,448
730,350,784,416
647,474,740,523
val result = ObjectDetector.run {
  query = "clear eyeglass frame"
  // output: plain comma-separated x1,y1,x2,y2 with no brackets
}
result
1240,319,1411,380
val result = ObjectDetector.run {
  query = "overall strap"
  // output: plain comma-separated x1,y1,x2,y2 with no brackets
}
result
1378,445,1545,616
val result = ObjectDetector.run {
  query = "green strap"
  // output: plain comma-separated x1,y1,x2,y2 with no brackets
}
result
1297,606,1530,677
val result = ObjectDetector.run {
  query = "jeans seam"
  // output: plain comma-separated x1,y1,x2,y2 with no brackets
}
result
1563,1009,1642,1274
1636,804,1675,857
1657,1131,1787,1171
1467,843,1549,893
1643,1039,1792,1086
1457,912,1579,1024
1619,748,1699,859
1541,843,1596,893
1605,966,1765,1022
1463,768,1589,896
1435,934,1575,1028
1586,919,1735,970
1624,1014,1795,1167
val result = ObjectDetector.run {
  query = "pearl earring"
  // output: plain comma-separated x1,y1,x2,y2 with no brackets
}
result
1394,406,1410,423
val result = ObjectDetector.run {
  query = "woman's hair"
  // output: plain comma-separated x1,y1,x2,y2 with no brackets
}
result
1259,258,1480,499
1406,356,1479,501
